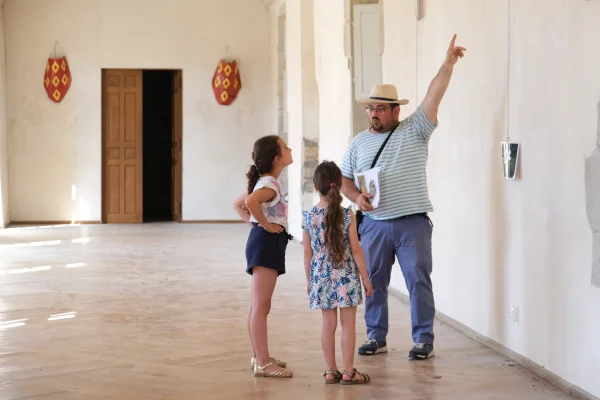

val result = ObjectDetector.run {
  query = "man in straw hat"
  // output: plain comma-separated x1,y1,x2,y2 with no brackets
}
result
340,34,466,360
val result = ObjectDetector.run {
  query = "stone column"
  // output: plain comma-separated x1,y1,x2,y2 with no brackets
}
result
312,0,354,209
0,4,8,228
313,0,353,166
585,100,600,288
265,0,289,203
285,0,319,238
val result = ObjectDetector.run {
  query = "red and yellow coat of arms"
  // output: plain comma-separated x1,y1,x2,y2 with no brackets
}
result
44,56,72,103
212,59,241,106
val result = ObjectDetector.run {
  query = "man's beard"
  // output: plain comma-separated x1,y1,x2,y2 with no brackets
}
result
370,118,389,133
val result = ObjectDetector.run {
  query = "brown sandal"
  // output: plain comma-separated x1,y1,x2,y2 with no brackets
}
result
323,369,342,384
340,368,371,385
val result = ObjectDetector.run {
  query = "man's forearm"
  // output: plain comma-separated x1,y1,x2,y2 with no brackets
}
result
422,61,454,121
342,177,361,203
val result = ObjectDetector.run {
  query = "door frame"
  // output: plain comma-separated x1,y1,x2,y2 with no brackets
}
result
101,68,183,223
171,70,183,223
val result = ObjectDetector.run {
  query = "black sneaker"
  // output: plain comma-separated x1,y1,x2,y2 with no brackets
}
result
357,339,387,355
409,343,435,360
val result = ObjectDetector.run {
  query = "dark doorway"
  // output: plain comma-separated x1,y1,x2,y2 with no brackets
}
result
142,70,173,222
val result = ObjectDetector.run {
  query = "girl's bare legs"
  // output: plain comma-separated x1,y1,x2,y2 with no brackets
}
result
250,266,283,374
340,306,365,381
248,281,256,361
321,308,338,381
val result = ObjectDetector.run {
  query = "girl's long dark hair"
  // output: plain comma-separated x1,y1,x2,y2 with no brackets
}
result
314,161,344,267
246,135,281,193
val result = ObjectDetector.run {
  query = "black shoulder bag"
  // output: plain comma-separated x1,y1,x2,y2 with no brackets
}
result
355,123,399,240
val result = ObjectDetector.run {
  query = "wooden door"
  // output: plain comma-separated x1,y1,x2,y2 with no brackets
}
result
171,71,183,222
102,69,143,223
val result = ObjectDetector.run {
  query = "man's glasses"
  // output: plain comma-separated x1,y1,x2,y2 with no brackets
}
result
365,106,390,114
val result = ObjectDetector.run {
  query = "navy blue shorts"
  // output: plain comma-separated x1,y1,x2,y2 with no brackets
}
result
245,223,291,276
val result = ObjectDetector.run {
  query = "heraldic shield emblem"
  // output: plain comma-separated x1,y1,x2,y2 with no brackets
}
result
212,59,241,106
44,56,72,103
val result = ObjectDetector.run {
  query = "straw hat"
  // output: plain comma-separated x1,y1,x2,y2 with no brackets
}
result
357,84,409,105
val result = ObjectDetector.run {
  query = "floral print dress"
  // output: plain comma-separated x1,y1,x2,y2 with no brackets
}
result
302,206,363,309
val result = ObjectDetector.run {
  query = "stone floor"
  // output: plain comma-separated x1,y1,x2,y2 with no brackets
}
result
0,223,574,399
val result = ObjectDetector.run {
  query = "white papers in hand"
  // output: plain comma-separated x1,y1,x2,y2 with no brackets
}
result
353,167,381,209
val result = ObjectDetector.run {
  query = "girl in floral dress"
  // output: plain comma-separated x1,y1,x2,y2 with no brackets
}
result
302,160,373,385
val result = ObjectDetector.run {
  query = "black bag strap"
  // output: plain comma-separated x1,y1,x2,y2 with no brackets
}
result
370,123,400,169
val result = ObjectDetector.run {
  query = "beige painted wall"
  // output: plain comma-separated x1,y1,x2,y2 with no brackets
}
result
382,0,600,397
4,0,272,222
0,3,8,228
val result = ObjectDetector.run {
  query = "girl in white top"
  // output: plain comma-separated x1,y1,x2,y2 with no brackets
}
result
233,135,294,379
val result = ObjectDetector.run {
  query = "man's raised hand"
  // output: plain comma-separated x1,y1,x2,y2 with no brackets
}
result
445,34,466,66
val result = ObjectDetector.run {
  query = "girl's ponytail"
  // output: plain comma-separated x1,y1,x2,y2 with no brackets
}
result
324,183,344,267
313,160,345,268
246,165,260,194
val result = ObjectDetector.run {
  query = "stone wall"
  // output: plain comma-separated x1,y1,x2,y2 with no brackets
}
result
303,138,318,192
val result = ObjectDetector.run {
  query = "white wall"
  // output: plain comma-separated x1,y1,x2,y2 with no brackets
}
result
5,0,272,222
0,2,8,227
383,0,600,397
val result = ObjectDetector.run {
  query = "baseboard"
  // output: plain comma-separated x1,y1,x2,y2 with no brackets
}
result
8,220,102,227
8,220,245,226
389,287,599,400
181,220,244,224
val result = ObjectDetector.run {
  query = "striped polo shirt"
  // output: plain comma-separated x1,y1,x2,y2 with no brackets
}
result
340,104,437,220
